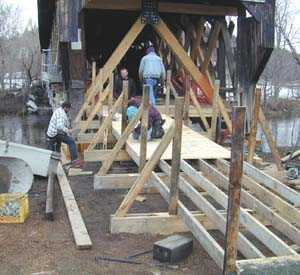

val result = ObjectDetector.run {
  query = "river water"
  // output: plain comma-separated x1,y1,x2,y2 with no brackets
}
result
0,113,299,153
0,114,51,148
258,117,300,153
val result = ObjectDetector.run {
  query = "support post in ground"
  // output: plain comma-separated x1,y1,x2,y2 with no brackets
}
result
165,70,171,115
139,85,150,172
247,88,261,164
223,106,246,275
169,96,184,215
211,80,220,141
183,73,191,125
121,80,129,134
92,61,96,83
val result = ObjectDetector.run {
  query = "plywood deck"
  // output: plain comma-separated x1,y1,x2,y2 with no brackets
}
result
112,114,230,160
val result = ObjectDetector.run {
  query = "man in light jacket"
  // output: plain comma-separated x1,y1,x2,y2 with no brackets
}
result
139,46,166,106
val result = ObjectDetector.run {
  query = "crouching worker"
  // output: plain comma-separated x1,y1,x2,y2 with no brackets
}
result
46,102,83,168
127,97,165,141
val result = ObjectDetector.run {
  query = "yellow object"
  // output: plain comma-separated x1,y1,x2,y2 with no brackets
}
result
0,193,29,223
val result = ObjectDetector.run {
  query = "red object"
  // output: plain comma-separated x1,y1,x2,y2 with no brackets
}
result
171,73,211,105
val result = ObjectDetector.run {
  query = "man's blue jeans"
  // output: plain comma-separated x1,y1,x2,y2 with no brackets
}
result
48,133,78,161
144,78,158,107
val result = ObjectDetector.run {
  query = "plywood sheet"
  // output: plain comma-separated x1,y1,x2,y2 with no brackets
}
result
112,115,230,160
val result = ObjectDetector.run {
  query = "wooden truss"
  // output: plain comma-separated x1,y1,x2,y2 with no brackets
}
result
70,15,300,273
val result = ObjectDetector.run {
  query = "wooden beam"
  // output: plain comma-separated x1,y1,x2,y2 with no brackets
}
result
182,160,297,257
56,162,92,249
84,149,130,162
217,159,300,231
169,97,184,215
247,89,261,164
94,173,155,190
111,210,240,235
223,107,246,274
243,161,300,206
203,159,300,248
154,18,214,104
85,0,238,16
115,124,175,217
258,108,283,171
139,85,150,172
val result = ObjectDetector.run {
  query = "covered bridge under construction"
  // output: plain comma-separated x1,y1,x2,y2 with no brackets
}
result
37,0,300,274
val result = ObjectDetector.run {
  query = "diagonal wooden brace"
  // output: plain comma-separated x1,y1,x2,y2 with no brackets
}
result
114,123,176,217
87,92,124,151
96,104,144,176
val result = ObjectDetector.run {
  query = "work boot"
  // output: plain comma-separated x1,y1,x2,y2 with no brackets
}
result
71,159,84,169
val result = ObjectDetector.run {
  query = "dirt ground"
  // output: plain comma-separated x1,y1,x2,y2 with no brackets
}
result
0,165,222,275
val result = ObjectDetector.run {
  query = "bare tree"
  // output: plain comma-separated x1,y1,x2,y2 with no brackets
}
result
0,1,20,91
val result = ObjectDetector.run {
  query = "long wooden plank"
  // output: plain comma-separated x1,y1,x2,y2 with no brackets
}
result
56,163,92,249
110,209,259,235
216,159,300,229
74,16,145,123
201,160,300,248
151,172,225,268
182,160,297,256
84,149,130,162
114,124,175,217
111,212,230,235
200,159,300,251
154,18,214,104
243,161,300,206
159,160,264,259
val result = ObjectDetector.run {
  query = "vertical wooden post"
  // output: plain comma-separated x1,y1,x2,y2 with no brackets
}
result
169,96,184,215
139,85,150,172
247,88,261,164
92,61,96,83
211,80,220,141
165,70,171,115
223,106,246,275
183,73,191,125
121,80,129,134
96,68,103,119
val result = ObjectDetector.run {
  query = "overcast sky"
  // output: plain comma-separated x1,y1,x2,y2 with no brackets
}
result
4,0,300,42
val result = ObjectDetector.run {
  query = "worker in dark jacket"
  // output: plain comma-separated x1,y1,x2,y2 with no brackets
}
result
114,67,137,99
127,96,165,140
